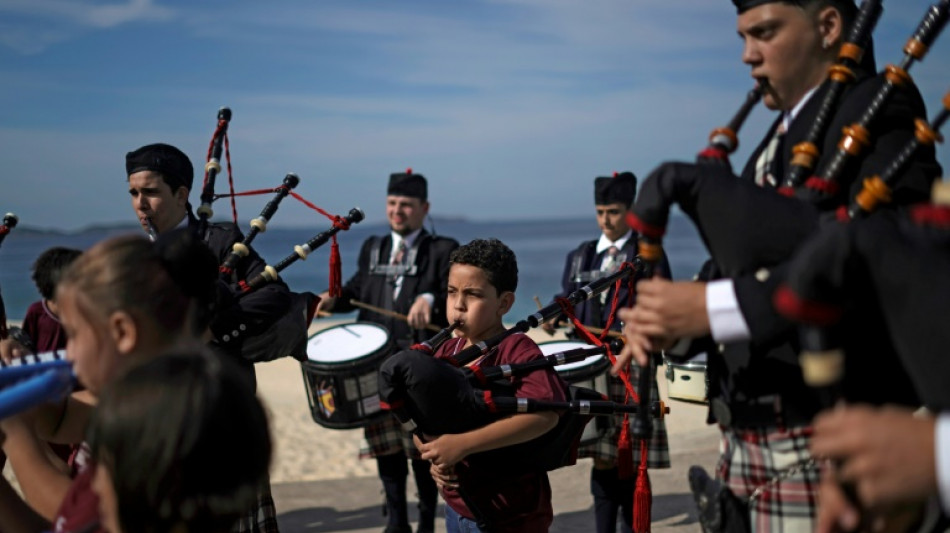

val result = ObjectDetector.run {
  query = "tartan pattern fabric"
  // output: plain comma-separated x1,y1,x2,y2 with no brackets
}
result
576,367,670,469
231,477,280,533
360,413,422,459
716,425,821,533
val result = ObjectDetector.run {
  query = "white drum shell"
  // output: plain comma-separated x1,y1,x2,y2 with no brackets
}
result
300,322,393,429
539,340,609,445
664,356,708,404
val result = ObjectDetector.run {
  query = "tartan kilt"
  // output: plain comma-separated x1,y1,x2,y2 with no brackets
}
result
717,425,822,533
231,475,280,533
360,413,422,459
576,366,670,469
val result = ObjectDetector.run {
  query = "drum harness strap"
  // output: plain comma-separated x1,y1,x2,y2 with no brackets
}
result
367,235,424,278
569,240,633,284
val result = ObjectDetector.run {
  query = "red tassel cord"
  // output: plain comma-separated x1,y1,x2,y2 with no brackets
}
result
633,438,652,533
329,235,343,298
617,410,634,479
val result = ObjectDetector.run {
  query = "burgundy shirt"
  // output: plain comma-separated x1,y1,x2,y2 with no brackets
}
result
53,445,103,533
22,300,66,353
434,333,566,533
22,300,77,465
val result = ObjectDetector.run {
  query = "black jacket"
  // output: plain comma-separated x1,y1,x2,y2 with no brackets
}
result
335,230,459,350
713,69,941,421
188,213,309,369
551,234,670,330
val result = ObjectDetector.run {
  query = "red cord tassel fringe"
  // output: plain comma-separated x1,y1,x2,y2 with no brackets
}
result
328,237,342,298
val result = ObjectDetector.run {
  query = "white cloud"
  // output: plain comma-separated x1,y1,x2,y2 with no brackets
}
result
0,23,71,54
173,0,741,92
0,0,173,27
0,0,174,53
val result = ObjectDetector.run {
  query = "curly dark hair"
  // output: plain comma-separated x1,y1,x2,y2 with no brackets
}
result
31,247,82,300
449,238,518,294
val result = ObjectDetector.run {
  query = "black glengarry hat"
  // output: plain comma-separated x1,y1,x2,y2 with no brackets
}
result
388,168,427,201
732,0,855,14
126,143,195,193
594,171,637,207
732,0,798,13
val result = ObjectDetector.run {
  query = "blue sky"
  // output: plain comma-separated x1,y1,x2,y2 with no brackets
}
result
2,0,949,230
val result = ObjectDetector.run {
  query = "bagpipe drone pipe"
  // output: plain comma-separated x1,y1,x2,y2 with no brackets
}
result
376,261,670,474
186,108,366,363
222,206,365,363
773,198,950,413
194,107,232,240
845,88,950,219
628,0,949,287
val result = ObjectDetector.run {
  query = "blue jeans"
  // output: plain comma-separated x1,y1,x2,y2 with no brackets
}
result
444,504,485,533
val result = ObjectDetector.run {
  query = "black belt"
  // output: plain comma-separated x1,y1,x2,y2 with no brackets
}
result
711,395,816,430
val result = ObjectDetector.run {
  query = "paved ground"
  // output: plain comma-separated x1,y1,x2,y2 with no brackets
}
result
271,438,718,533
267,340,720,533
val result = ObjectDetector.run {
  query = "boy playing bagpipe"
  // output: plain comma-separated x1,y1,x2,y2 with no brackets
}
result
412,238,567,533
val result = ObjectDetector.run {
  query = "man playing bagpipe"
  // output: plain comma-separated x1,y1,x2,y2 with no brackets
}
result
544,172,671,533
126,142,304,533
126,143,313,381
614,1,942,531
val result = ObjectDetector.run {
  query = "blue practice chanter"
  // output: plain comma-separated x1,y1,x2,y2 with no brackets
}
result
0,350,76,421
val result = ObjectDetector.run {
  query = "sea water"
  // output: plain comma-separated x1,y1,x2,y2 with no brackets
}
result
0,213,707,322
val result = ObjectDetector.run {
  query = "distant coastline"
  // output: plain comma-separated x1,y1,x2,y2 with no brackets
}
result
13,210,698,235
12,213,480,236
1,212,705,323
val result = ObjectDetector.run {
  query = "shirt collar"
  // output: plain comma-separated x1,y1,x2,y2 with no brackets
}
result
391,228,423,251
174,214,188,229
783,85,819,132
596,230,632,254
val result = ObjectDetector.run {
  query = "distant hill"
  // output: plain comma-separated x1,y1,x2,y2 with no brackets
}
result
17,222,140,236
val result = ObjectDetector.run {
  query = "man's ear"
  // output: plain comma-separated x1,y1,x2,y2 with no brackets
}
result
817,6,843,48
175,186,190,208
108,310,139,356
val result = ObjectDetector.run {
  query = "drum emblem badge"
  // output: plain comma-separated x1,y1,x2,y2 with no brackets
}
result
317,381,336,417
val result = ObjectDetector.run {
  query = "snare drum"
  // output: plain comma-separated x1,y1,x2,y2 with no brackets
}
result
300,322,393,429
664,353,708,404
539,340,610,445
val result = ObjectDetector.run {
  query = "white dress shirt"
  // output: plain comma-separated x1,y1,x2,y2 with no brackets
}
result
937,413,950,513
390,228,434,306
595,230,633,256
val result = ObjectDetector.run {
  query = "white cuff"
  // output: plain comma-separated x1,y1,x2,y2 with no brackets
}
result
937,413,950,514
706,279,751,343
418,293,435,307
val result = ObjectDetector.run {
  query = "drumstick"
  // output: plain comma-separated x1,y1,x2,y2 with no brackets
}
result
348,299,441,332
587,325,624,340
533,295,623,339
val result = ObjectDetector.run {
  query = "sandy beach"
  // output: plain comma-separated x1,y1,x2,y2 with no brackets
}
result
4,318,720,532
